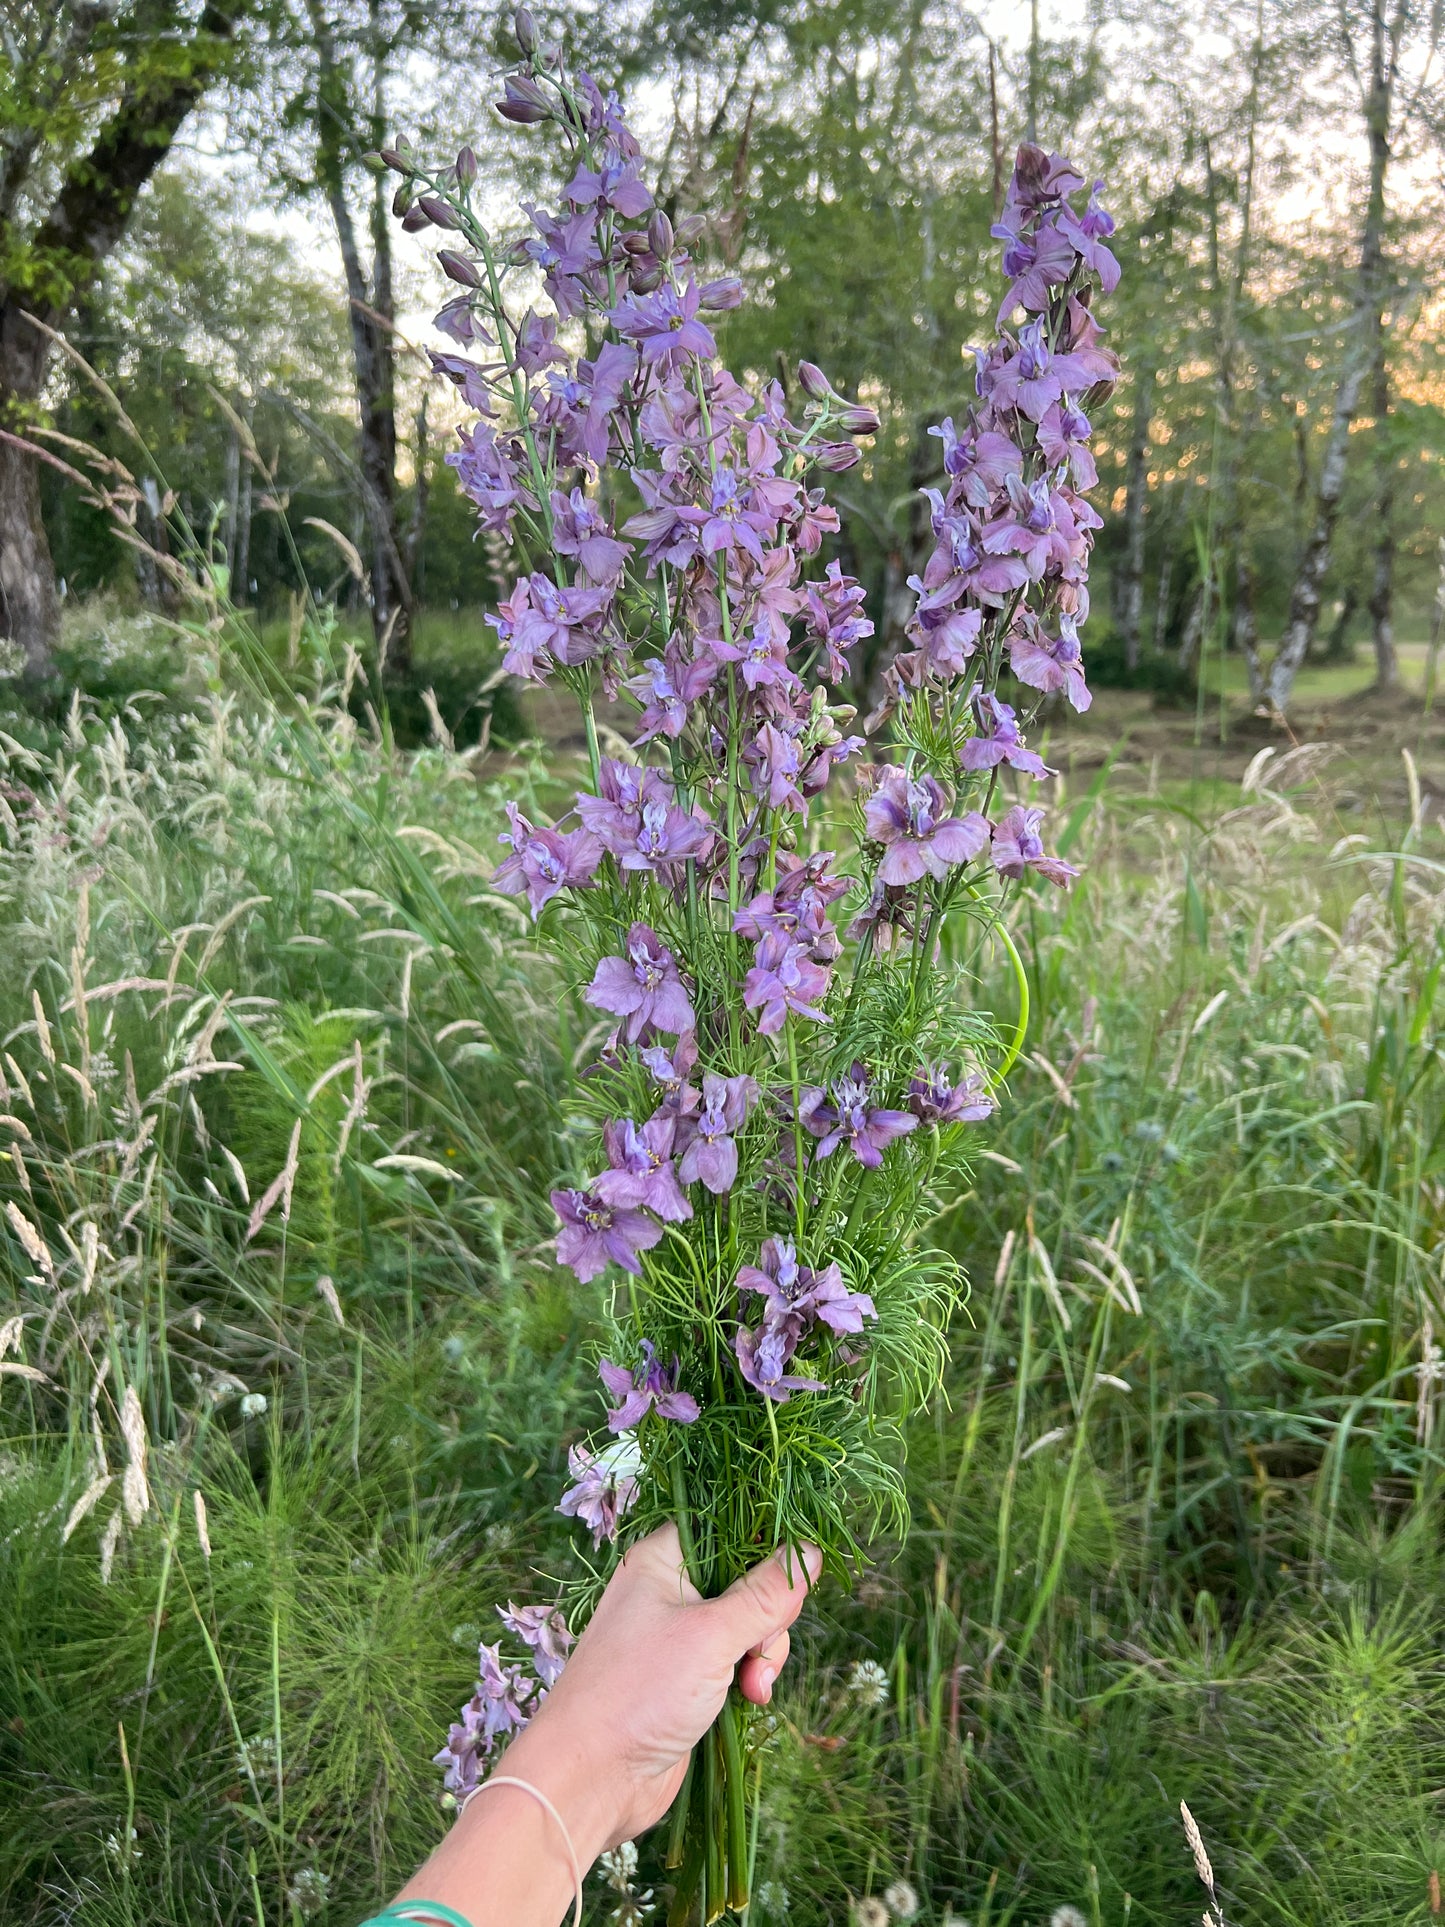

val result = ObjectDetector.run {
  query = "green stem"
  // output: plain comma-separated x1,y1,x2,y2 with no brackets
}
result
719,1694,751,1912
786,1020,807,1239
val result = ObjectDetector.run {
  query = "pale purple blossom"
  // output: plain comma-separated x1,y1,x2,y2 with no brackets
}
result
907,1065,997,1126
1008,613,1092,712
557,1437,641,1547
864,771,990,886
677,1072,757,1194
493,804,602,916
599,1339,700,1430
799,1062,917,1168
733,1323,825,1404
737,1235,876,1336
742,932,832,1034
594,1115,693,1222
585,924,695,1040
497,1603,574,1690
957,693,1051,776
551,1186,664,1281
991,805,1079,888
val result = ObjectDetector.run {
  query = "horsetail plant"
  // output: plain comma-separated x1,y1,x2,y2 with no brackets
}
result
396,15,1119,1918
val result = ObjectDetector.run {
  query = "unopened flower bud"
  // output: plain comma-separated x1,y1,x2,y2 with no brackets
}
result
455,146,478,187
813,440,861,472
698,275,743,311
496,75,551,123
797,360,832,401
417,194,461,230
629,262,664,293
513,5,537,52
647,210,674,259
837,403,881,435
401,205,431,232
674,213,706,244
378,148,409,172
438,250,482,288
392,181,414,217
620,231,651,257
362,150,387,174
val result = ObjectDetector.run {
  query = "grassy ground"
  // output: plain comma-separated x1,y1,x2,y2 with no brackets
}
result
3,612,1445,1926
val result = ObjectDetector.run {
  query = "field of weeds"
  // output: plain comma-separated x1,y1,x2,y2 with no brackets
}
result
4,644,1445,1927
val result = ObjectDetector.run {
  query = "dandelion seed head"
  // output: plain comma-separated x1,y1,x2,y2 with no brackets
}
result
884,1879,920,1919
239,1392,268,1419
851,1900,890,1927
1051,1908,1089,1927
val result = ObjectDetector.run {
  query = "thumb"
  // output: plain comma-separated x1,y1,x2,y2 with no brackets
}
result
703,1543,821,1659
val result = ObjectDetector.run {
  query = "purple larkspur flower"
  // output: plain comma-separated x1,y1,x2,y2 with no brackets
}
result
864,771,990,886
803,560,875,681
576,758,713,875
585,923,695,1041
710,619,801,696
565,156,653,218
742,931,832,1035
551,1186,664,1282
538,341,635,469
639,1034,700,1120
450,423,525,538
1009,612,1092,712
991,805,1079,888
737,1235,876,1337
593,1115,693,1222
1038,398,1097,490
799,1061,917,1168
499,571,613,674
432,1641,535,1795
908,1064,997,1126
549,487,630,583
1058,183,1121,291
992,213,1076,319
957,692,1051,776
609,280,717,370
498,1602,574,1689
747,720,806,814
557,1437,641,1547
521,203,603,319
679,465,774,564
493,803,602,916
598,1339,700,1430
677,1071,757,1194
733,1322,826,1404
903,564,987,675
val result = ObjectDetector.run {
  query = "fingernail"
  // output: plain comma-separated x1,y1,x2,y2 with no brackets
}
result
801,1543,823,1583
758,1664,776,1696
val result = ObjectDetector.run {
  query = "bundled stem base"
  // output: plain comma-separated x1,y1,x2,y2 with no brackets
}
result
666,1696,752,1924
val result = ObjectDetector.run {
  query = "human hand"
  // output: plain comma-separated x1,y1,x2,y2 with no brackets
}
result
505,1523,820,1857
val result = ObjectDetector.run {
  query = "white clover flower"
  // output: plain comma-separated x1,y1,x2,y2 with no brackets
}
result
288,1867,331,1917
756,1880,790,1916
1051,1908,1089,1927
237,1732,278,1777
600,1841,640,1884
851,1899,890,1927
104,1825,141,1867
239,1392,268,1419
883,1879,920,1920
847,1658,890,1705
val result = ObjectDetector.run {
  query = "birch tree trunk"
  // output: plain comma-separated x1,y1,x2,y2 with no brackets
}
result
1266,0,1400,714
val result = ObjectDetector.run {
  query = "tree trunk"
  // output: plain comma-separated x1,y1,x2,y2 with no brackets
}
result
1116,361,1154,672
1178,583,1205,673
1233,555,1264,705
307,0,413,679
1267,0,1395,714
0,0,241,683
1324,581,1359,661
0,299,57,682
1368,364,1397,690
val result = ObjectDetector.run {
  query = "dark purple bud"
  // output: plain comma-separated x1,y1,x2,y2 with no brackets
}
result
647,210,674,259
620,232,651,257
513,5,537,52
629,263,664,293
497,75,551,123
438,249,482,288
675,213,706,244
539,40,563,66
797,360,832,402
698,276,743,311
814,441,861,472
392,181,414,217
456,146,478,187
379,147,409,172
837,403,880,435
401,205,431,232
417,194,462,230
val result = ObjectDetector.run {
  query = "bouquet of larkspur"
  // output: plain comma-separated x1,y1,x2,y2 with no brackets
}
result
385,16,1119,1918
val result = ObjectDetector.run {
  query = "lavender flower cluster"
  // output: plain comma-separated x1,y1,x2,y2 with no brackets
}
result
392,14,1119,1774
432,1603,573,1800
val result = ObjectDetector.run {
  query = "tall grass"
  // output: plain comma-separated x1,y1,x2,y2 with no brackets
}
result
4,638,1445,1925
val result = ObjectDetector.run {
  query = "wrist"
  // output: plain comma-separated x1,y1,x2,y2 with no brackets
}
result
500,1709,617,1869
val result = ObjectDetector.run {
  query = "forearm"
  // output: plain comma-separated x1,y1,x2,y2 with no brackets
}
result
394,1722,611,1927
